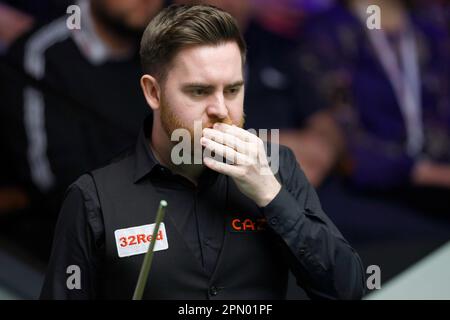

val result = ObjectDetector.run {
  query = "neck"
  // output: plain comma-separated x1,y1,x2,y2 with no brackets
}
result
89,3,134,57
150,118,204,186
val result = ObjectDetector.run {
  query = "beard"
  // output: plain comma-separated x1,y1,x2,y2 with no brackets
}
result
160,94,245,145
90,0,146,42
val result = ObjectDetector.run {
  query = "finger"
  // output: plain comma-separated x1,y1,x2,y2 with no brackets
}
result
215,123,264,160
213,123,257,143
202,128,254,156
203,156,245,177
200,137,252,165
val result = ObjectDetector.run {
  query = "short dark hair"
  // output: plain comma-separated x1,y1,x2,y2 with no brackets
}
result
139,4,246,81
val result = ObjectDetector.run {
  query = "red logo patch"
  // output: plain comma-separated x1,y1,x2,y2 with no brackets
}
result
231,217,267,232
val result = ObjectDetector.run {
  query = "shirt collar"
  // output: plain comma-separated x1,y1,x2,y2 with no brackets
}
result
133,115,160,183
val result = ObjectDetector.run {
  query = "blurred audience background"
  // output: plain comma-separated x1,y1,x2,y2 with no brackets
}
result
0,0,449,299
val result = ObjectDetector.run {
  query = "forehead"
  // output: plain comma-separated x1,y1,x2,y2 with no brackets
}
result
167,42,243,84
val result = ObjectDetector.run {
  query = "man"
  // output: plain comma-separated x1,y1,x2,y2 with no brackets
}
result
0,0,161,260
40,4,365,299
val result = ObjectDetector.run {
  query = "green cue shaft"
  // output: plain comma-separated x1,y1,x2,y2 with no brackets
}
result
132,200,167,300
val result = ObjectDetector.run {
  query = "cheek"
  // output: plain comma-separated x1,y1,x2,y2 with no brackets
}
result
168,94,204,124
228,98,244,120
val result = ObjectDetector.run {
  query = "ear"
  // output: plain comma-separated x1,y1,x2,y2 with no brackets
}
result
140,74,161,111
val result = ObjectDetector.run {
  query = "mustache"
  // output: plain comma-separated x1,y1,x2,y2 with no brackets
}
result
204,117,235,129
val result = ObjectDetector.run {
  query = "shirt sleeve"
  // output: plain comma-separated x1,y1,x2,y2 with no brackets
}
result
261,146,366,300
39,174,104,299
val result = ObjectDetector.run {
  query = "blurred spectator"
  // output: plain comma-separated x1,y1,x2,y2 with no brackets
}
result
179,0,344,186
1,0,74,25
299,0,450,214
0,3,34,53
0,2,34,219
0,0,162,260
0,0,83,52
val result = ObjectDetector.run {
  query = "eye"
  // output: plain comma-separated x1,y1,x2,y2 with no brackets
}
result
191,88,207,97
226,86,240,96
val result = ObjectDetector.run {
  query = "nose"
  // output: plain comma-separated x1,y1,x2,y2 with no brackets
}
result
206,93,229,120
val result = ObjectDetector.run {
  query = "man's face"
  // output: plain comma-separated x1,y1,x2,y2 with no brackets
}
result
159,42,245,143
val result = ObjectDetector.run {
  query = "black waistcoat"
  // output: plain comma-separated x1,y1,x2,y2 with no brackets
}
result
91,155,289,299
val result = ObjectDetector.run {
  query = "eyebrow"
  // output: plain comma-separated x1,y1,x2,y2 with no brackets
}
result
181,80,244,90
225,80,244,89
